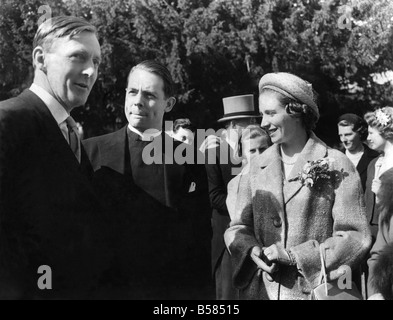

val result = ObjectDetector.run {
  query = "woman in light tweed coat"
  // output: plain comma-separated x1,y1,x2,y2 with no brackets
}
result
224,72,372,300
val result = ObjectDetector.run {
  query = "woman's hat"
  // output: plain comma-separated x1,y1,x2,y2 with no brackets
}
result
217,94,261,123
258,72,320,119
337,113,367,128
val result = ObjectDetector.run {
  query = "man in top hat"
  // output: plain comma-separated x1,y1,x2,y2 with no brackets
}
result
204,94,261,300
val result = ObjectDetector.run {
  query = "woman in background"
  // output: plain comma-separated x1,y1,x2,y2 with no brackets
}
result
226,124,272,220
364,107,393,241
364,107,393,300
367,168,393,300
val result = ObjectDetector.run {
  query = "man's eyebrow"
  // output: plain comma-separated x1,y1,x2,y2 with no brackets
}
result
69,49,87,56
70,49,101,60
142,88,157,95
126,86,158,95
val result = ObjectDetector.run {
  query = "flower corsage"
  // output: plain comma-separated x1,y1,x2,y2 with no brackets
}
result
298,157,335,188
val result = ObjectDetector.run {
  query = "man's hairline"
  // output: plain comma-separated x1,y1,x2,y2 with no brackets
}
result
127,68,171,99
37,29,97,53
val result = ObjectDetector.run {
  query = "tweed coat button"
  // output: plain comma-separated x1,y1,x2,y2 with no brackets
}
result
273,217,282,228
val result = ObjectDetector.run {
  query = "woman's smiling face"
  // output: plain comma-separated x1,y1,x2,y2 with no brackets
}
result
259,90,299,146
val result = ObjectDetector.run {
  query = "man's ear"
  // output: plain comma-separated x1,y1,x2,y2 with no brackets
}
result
32,46,47,73
164,97,176,113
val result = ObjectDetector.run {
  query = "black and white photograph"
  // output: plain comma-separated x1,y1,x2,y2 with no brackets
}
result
0,0,392,304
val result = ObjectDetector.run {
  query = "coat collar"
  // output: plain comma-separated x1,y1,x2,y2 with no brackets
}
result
95,126,182,175
253,144,285,209
94,126,129,174
357,144,379,174
93,126,187,209
257,132,328,204
19,89,83,169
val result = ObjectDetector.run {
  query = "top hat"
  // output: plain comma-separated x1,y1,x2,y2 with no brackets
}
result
217,94,261,123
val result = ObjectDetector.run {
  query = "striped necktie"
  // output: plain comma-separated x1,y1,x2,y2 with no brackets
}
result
65,116,81,163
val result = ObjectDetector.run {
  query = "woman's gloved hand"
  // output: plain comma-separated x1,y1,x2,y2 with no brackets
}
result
250,246,279,281
263,244,297,266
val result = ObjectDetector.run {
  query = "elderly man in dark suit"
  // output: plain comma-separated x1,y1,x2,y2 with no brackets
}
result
203,94,261,300
0,16,107,299
83,60,212,299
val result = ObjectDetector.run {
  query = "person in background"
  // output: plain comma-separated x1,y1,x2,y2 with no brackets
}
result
367,167,393,300
362,107,393,300
337,113,380,299
233,124,272,167
204,94,261,300
226,124,272,221
337,113,379,191
224,72,371,300
0,15,107,299
364,107,393,241
171,118,196,145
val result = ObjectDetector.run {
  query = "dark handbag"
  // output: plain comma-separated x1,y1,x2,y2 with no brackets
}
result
310,244,363,300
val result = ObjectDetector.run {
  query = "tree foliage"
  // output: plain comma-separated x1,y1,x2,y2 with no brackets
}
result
1,0,392,145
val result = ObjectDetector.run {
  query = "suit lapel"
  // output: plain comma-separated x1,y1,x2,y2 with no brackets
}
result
20,90,82,170
356,145,375,175
95,126,128,174
258,145,285,212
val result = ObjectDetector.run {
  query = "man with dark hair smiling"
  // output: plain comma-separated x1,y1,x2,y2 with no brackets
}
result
337,113,379,191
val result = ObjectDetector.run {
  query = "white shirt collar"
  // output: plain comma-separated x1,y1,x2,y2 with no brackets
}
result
128,124,162,141
29,83,69,125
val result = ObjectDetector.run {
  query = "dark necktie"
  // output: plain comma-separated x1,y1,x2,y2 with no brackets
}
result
65,116,81,163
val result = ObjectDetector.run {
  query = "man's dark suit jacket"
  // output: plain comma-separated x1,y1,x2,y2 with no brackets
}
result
83,127,212,299
204,140,241,276
365,156,382,240
0,90,109,300
356,144,380,192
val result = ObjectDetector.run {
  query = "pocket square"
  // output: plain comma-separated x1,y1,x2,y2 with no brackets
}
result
188,182,196,193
